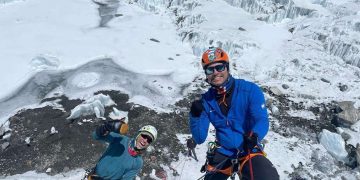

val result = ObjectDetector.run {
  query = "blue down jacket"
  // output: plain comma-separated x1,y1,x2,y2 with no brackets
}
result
190,79,269,157
93,132,143,180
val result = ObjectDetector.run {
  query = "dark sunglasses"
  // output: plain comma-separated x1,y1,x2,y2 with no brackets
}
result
205,64,226,75
140,134,153,143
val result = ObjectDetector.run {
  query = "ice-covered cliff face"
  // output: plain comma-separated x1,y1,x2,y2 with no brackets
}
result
224,0,318,23
288,1,360,68
133,0,359,68
132,0,360,104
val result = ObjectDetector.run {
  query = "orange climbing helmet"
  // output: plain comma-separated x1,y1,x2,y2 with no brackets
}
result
201,47,229,68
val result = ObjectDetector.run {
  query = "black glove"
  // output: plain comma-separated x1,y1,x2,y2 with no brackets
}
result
190,100,203,117
243,132,258,151
96,119,128,136
186,137,196,149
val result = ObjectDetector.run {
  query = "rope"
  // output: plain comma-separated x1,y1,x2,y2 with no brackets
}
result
248,149,254,180
178,159,187,180
248,131,254,180
196,156,230,180
216,87,228,107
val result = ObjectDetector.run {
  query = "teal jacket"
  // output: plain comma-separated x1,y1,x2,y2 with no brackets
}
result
93,132,143,180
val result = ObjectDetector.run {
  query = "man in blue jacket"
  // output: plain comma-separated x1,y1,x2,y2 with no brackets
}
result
90,119,158,180
189,47,279,180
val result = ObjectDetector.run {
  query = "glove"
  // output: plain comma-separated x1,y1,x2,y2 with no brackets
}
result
186,137,196,149
190,100,203,117
96,118,129,136
243,132,258,151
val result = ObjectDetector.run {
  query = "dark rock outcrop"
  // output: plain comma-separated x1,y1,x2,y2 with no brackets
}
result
0,90,189,178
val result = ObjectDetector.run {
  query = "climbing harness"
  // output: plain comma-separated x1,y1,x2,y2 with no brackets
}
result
198,141,267,180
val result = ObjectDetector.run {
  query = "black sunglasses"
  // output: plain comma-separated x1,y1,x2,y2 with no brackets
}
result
205,64,226,75
140,134,153,143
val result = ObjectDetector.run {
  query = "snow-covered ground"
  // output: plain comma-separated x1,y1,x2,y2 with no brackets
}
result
1,0,360,179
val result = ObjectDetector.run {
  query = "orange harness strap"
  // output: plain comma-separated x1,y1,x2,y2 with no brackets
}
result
238,152,266,175
206,152,266,176
206,164,233,176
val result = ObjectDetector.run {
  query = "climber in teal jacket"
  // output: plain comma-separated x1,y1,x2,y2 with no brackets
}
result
90,119,158,180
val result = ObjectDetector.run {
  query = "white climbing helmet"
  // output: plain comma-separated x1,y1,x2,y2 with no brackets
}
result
138,125,158,143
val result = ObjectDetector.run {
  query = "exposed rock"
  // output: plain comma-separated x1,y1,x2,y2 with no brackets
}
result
320,78,330,83
340,132,351,142
0,126,5,138
298,94,316,100
1,142,9,150
335,101,359,127
262,87,335,137
270,105,280,116
345,144,358,169
291,58,300,66
338,84,348,92
150,38,160,43
316,33,327,43
356,144,360,167
0,123,11,140
269,86,283,96
289,27,295,33
335,127,350,141
0,90,189,178
312,149,337,174
238,27,246,31
282,84,289,89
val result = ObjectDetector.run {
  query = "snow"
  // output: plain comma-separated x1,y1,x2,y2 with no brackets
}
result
319,129,348,162
292,0,328,13
25,137,31,145
0,169,86,180
30,54,61,72
1,0,360,179
70,72,101,88
50,127,58,135
67,93,115,119
0,0,196,100
287,109,317,120
344,121,360,147
109,107,129,122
